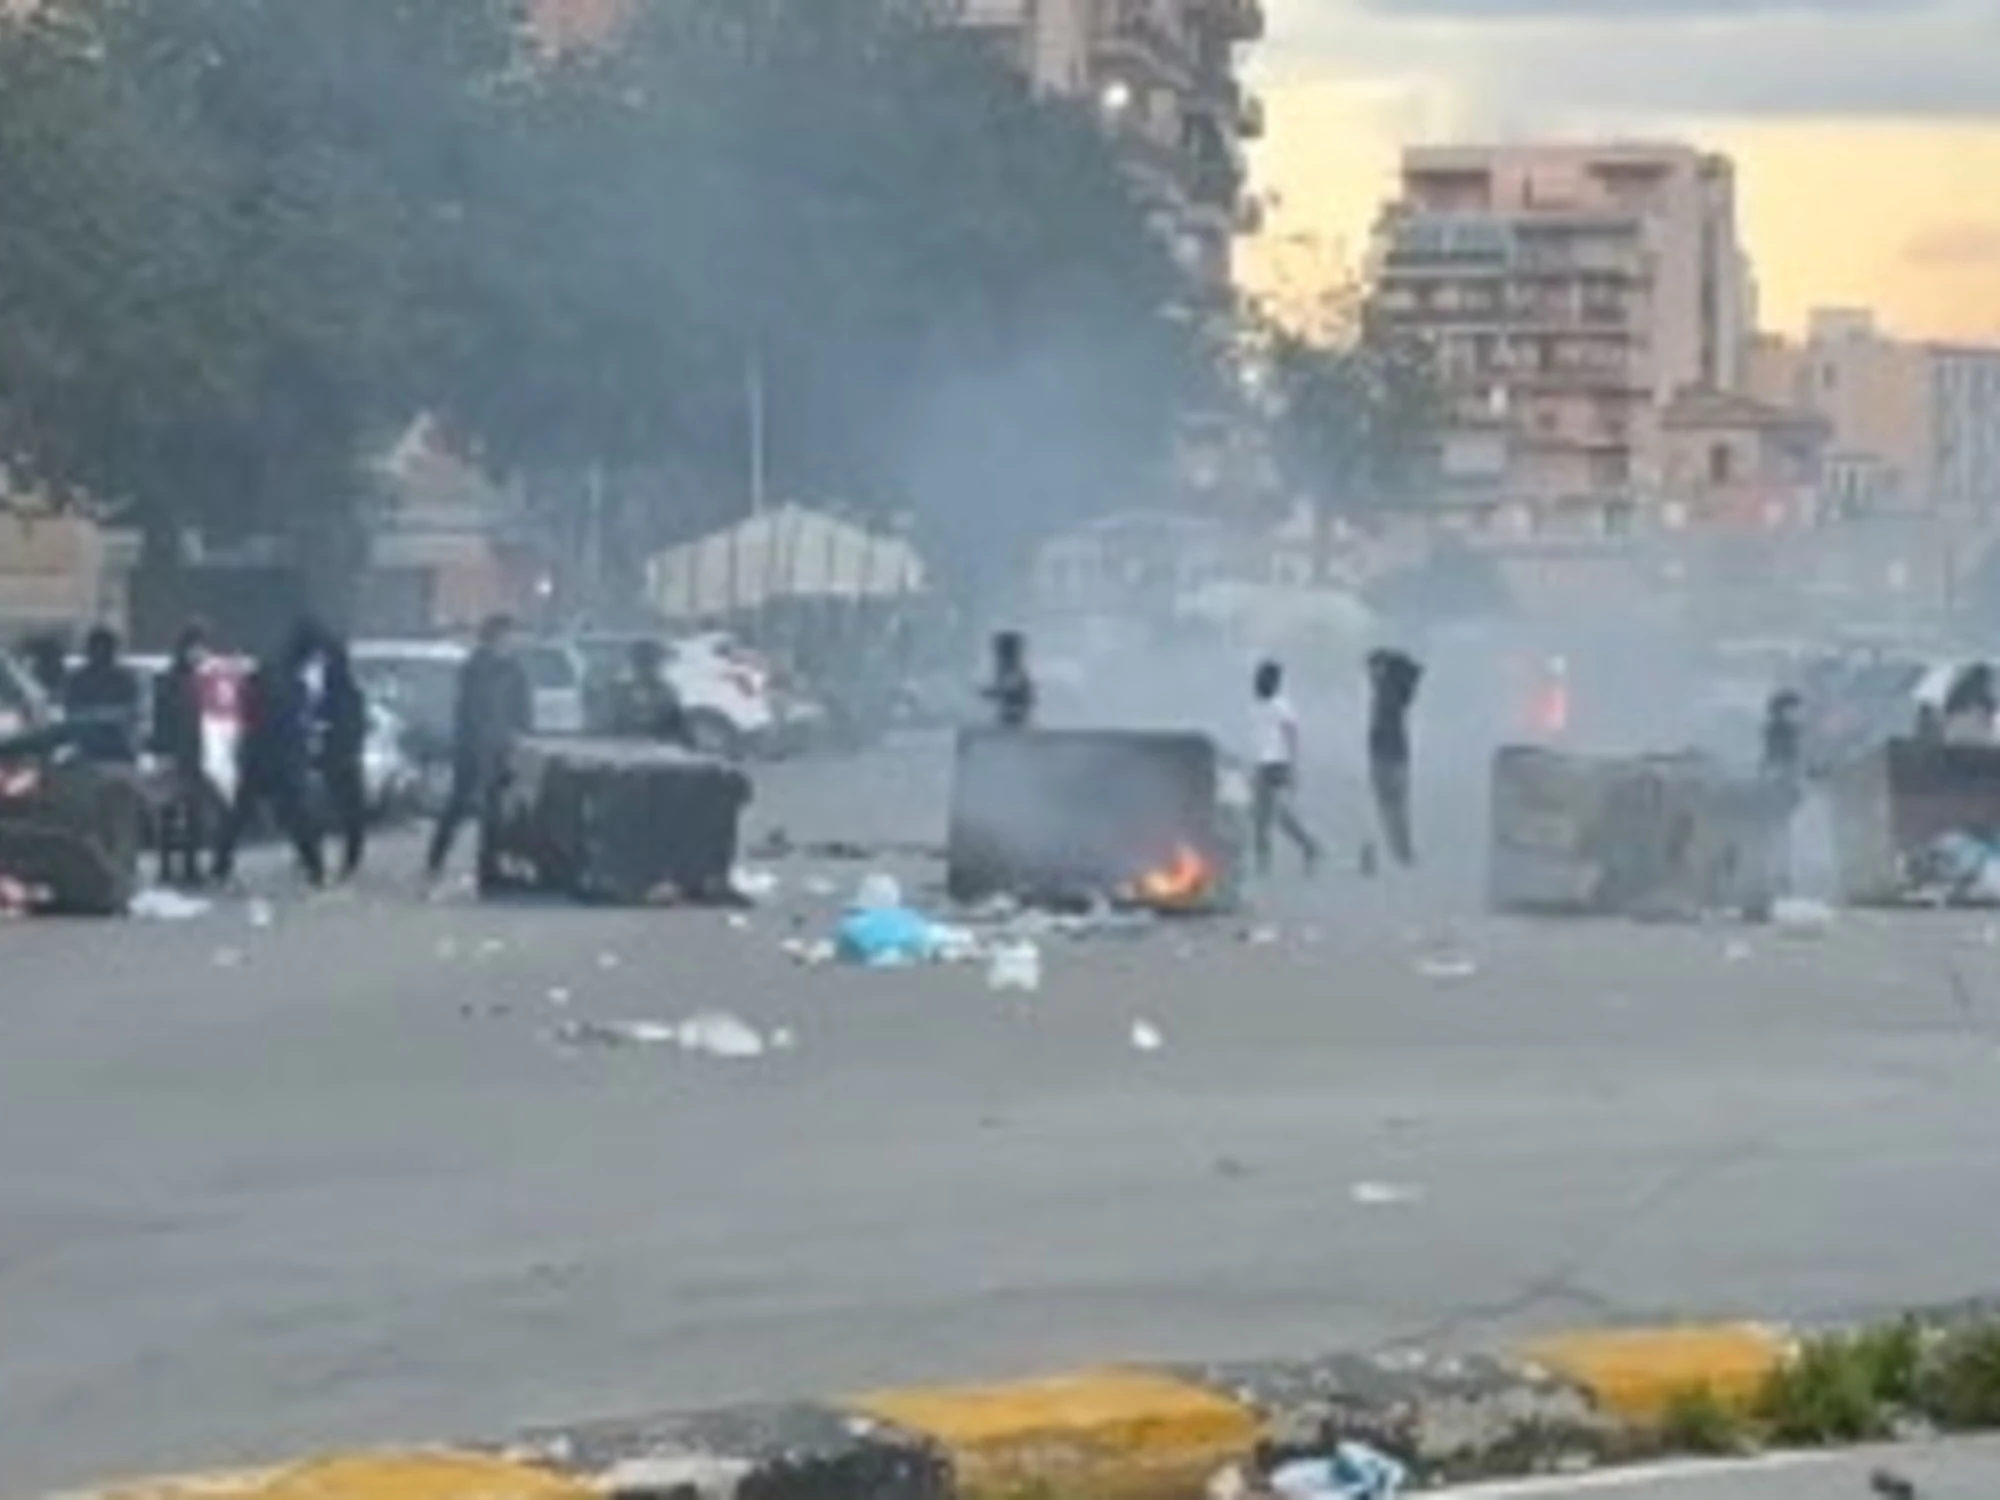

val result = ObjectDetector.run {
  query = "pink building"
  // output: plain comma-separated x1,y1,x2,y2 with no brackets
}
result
1370,142,1754,528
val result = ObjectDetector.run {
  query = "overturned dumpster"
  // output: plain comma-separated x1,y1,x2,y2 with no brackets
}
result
946,728,1241,914
1828,738,2000,905
1488,745,1787,920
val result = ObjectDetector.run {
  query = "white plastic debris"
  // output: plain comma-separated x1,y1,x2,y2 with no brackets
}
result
782,936,838,968
1130,1020,1165,1053
1350,1181,1426,1207
986,939,1043,993
1723,937,1754,964
596,951,622,971
1269,1442,1408,1500
677,1011,767,1059
130,888,212,922
854,872,904,910
1241,924,1280,947
726,912,753,931
770,1026,798,1051
246,898,275,930
733,867,780,901
622,1021,679,1045
546,987,573,1008
1772,896,1837,938
931,924,983,965
1416,954,1479,981
476,937,507,958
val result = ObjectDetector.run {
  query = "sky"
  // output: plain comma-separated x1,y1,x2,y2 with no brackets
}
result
1243,0,2000,341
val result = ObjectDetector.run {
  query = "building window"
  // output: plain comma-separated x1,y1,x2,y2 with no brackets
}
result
1708,442,1734,484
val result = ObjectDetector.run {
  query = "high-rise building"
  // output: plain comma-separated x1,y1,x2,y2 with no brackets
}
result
951,0,1263,291
1368,141,1753,525
1746,309,2000,516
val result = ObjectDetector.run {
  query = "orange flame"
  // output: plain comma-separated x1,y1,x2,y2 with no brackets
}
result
1133,843,1213,907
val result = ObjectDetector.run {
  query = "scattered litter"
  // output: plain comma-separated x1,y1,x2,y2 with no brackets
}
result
837,898,945,967
596,951,622,971
476,937,507,958
1130,1020,1165,1053
546,987,573,1008
986,939,1043,993
676,1010,767,1059
1240,924,1280,947
1268,1443,1408,1500
1415,953,1479,981
733,867,780,902
782,936,838,967
770,1026,798,1051
246,899,275,930
854,872,903,910
1723,937,1754,963
1771,896,1837,938
1350,1181,1426,1207
726,912,753,931
550,1018,673,1049
130,888,212,922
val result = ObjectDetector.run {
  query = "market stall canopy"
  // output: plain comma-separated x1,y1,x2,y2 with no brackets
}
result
646,504,926,619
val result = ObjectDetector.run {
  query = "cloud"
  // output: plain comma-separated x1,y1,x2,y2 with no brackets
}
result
1264,0,2000,122
1904,222,2000,267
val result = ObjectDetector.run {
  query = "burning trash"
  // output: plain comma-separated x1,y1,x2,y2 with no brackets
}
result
945,728,1239,915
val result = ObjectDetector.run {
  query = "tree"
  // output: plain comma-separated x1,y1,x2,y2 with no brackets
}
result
1257,276,1444,577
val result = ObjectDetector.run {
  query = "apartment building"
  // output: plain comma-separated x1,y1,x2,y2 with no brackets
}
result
1929,343,2000,516
1369,142,1754,526
1747,309,2000,517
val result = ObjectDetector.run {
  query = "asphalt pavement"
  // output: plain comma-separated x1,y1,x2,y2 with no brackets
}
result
6,737,2000,1492
1437,1439,2000,1496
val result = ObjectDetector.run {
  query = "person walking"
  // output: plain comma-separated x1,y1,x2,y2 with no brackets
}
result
425,613,532,891
151,622,214,886
1248,659,1321,877
62,624,143,766
983,630,1036,730
214,620,326,888
316,638,371,880
1365,648,1424,870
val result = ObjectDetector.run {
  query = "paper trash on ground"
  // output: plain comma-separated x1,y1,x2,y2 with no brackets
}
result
130,889,212,922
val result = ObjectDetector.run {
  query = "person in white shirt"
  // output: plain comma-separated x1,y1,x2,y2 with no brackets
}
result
1248,659,1322,877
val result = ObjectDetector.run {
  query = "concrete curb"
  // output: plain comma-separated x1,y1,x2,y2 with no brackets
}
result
51,1324,1795,1500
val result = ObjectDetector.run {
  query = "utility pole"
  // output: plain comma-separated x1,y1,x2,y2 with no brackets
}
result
746,346,768,518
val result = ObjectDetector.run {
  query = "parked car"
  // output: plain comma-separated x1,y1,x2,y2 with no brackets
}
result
518,638,589,735
350,640,463,811
574,630,777,758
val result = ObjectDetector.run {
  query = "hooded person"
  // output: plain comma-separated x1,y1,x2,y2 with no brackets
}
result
1365,648,1424,870
151,621,215,885
214,619,328,887
425,613,533,891
62,624,143,765
316,636,371,880
983,630,1036,730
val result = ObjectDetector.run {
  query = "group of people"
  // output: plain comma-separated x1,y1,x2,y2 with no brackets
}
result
33,618,377,888
980,630,1425,881
23,613,705,894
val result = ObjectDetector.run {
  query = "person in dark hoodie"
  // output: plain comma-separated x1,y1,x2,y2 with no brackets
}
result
607,638,690,746
62,624,143,766
1365,648,1424,870
316,637,371,880
151,621,214,886
425,613,532,890
983,630,1035,730
214,619,327,887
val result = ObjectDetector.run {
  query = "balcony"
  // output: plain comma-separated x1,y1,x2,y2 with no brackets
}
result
1192,0,1264,42
1092,0,1194,88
